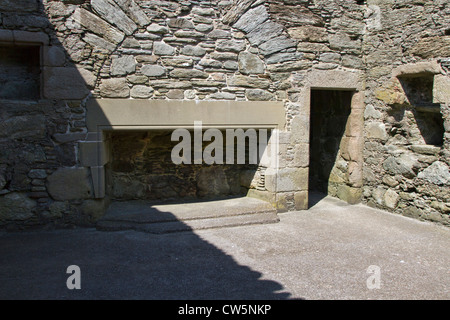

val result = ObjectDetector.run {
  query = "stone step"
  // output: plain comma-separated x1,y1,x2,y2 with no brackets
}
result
96,197,279,234
97,212,279,234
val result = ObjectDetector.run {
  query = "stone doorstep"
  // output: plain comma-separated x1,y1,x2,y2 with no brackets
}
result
96,212,279,234
96,197,279,233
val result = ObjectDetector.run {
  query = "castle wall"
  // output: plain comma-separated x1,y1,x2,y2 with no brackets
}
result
0,0,448,228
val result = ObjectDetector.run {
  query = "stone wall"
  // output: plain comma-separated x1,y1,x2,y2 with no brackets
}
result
361,0,450,225
0,0,449,228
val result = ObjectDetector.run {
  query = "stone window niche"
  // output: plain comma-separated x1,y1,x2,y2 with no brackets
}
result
0,44,41,100
397,74,444,147
106,130,267,203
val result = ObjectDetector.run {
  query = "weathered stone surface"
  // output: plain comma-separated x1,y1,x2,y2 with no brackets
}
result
364,104,382,120
266,60,311,72
162,58,193,68
433,74,450,104
210,52,238,61
258,36,297,56
228,75,270,89
174,30,204,38
141,64,166,77
80,198,109,221
366,122,387,140
287,26,327,42
208,29,231,39
268,167,308,192
91,0,137,35
245,89,274,101
296,42,330,53
153,42,176,56
195,23,213,32
83,32,116,52
383,155,418,179
28,169,47,179
336,185,362,204
47,201,68,219
223,0,260,25
43,46,66,67
269,4,324,27
197,166,230,197
384,189,399,209
73,8,124,44
0,115,46,140
114,0,150,27
410,36,450,59
208,92,236,100
167,18,195,30
46,167,94,201
130,85,153,98
0,192,36,221
99,78,130,98
0,0,38,12
166,89,185,99
181,45,206,57
192,7,215,16
111,55,136,76
43,67,89,99
265,52,303,65
233,5,269,34
418,161,450,186
216,39,246,53
147,23,169,34
238,52,265,75
199,59,222,68
246,20,284,47
328,33,361,52
169,69,208,79
76,66,97,88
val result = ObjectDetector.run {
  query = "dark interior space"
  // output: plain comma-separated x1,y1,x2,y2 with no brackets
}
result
106,130,266,202
397,75,444,146
308,89,353,206
0,45,40,100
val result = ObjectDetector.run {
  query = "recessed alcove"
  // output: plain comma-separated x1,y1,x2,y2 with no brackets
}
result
0,45,41,100
396,72,444,147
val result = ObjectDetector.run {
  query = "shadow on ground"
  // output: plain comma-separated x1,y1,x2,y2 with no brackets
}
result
0,206,294,300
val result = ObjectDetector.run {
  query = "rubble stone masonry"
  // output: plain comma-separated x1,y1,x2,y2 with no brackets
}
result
0,0,449,228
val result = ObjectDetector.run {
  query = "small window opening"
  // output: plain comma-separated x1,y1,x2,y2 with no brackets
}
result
397,75,444,147
0,45,41,100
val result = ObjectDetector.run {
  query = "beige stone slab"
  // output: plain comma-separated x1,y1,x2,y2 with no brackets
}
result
86,99,286,132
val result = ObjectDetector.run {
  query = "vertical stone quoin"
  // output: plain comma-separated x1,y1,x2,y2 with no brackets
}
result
0,0,449,228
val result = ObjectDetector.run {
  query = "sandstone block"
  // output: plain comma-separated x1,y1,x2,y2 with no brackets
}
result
46,167,94,201
130,85,153,98
99,78,130,98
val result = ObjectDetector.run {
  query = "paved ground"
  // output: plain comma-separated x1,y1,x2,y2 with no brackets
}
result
0,196,448,300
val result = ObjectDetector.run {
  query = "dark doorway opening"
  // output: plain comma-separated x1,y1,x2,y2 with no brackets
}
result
308,89,353,207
